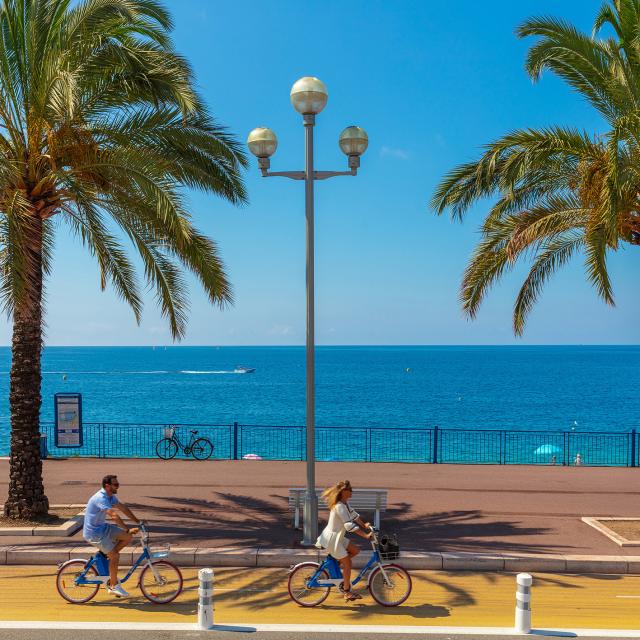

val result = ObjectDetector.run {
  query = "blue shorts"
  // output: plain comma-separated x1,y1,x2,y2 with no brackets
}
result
88,524,123,554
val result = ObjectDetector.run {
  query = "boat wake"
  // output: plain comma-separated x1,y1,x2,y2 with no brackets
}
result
181,370,244,375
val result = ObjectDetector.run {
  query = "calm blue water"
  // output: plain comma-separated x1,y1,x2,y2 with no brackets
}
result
0,345,638,458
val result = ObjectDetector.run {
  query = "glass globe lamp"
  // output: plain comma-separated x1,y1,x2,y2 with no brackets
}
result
339,126,368,156
290,77,328,115
247,127,278,158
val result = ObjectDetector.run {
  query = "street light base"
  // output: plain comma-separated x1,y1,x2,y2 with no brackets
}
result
301,491,319,546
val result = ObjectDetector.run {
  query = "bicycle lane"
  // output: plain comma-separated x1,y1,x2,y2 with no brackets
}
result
2,566,640,630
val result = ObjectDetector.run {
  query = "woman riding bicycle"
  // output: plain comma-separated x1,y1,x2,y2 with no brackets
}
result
316,480,373,602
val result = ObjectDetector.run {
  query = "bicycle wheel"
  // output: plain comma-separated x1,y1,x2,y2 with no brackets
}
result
368,564,412,606
156,438,178,460
287,562,331,607
56,559,101,604
191,437,214,460
139,560,183,604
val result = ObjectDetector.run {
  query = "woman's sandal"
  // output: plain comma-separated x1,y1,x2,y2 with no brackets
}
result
344,590,363,602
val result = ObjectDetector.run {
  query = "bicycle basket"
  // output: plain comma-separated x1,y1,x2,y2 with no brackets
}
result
163,426,175,438
378,533,400,560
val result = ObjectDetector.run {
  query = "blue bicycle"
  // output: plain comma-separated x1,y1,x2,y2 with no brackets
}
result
287,528,412,607
56,523,183,604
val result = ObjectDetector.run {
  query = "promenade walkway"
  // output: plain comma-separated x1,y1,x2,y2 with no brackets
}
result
1,458,638,556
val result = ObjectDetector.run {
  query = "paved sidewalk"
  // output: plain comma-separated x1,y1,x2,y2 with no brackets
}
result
1,458,640,569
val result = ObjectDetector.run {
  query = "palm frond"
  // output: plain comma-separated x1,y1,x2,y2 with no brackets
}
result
513,232,584,335
517,16,628,121
0,0,247,340
433,1,638,334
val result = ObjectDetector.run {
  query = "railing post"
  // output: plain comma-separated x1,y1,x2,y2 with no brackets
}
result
500,430,506,465
367,428,372,462
563,431,568,466
433,425,439,463
233,422,239,460
100,423,105,459
631,429,636,468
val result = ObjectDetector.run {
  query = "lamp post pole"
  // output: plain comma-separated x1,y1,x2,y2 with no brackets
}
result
303,113,318,545
248,77,369,545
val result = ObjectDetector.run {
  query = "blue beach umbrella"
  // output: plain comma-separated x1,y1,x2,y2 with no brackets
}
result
534,444,561,456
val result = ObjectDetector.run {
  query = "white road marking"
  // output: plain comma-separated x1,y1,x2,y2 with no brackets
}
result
1,621,640,637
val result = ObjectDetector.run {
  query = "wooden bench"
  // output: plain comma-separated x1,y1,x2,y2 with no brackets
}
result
288,488,387,530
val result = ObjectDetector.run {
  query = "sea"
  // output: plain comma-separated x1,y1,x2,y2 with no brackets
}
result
0,345,638,459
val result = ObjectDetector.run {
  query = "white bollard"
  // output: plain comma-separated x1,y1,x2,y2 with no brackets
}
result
515,572,532,633
198,568,214,630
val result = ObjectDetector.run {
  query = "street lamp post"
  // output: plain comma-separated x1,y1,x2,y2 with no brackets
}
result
248,77,368,546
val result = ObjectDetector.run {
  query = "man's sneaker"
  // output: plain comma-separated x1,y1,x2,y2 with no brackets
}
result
107,582,129,598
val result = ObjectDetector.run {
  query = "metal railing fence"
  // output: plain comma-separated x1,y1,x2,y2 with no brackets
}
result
30,422,640,467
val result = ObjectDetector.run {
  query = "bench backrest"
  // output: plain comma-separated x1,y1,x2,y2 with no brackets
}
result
288,488,387,511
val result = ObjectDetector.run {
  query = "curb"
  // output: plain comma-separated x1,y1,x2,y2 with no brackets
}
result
0,505,85,538
1,545,640,573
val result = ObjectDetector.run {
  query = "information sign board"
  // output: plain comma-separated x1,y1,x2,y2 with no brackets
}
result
54,393,83,447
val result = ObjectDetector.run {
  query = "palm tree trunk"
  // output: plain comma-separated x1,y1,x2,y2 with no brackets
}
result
3,215,49,519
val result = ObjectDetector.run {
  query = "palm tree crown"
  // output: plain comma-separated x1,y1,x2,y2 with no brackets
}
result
432,0,639,335
0,0,247,336
1,0,247,518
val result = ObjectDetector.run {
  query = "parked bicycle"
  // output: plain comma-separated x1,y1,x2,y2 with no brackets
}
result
287,527,411,607
56,522,183,604
155,426,214,460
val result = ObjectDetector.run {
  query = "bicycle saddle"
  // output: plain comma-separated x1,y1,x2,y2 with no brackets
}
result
190,429,198,434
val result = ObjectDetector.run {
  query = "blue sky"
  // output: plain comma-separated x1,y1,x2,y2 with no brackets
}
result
2,0,638,346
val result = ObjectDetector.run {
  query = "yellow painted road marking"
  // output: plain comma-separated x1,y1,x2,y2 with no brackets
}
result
1,566,640,629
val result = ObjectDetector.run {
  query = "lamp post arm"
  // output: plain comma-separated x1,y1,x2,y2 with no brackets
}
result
314,169,357,180
260,169,306,180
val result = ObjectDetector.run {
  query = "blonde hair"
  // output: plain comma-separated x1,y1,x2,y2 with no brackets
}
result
322,480,352,509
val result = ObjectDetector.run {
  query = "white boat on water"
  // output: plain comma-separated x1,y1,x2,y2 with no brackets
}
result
234,366,256,374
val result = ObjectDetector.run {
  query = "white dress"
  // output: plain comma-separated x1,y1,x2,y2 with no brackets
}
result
315,501,359,559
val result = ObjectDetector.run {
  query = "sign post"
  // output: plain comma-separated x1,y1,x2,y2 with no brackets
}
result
54,393,83,448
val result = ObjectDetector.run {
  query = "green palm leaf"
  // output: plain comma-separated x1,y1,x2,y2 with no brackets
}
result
433,0,639,336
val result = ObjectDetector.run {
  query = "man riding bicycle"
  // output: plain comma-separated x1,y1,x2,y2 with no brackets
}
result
83,474,141,597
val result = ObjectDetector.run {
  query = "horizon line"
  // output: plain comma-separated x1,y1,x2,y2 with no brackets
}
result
0,343,637,348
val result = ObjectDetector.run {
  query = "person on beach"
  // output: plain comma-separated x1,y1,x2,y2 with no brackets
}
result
316,480,373,602
83,475,140,598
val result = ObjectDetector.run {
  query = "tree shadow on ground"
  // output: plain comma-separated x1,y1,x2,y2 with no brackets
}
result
122,494,569,555
210,568,451,619
16,492,587,556
385,505,565,554
64,596,197,617
126,492,297,547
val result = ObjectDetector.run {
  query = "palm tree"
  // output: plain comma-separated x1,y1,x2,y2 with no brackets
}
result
432,0,640,335
1,0,247,519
